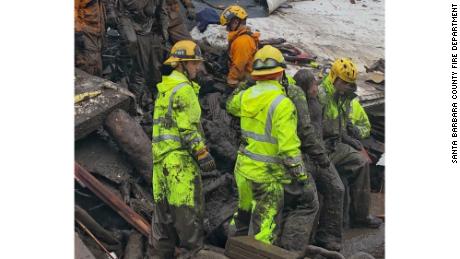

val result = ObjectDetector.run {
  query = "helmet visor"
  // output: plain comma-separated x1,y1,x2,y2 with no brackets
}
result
253,58,286,70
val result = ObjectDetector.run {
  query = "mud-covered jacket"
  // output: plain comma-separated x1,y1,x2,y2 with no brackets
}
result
165,0,193,27
318,74,369,146
118,0,169,36
226,80,303,183
152,70,206,162
285,77,329,164
227,26,260,85
75,0,106,35
349,98,371,139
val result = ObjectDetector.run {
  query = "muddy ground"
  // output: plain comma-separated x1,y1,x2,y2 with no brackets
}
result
75,0,385,257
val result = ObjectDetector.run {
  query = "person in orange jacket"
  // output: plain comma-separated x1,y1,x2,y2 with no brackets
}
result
220,5,260,88
75,0,116,76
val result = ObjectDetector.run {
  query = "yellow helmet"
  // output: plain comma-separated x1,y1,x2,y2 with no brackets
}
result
220,5,248,26
163,40,204,66
251,45,286,76
330,58,358,84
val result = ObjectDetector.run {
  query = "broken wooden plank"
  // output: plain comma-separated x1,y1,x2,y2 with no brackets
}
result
224,236,302,259
76,219,117,259
75,69,130,141
75,162,151,237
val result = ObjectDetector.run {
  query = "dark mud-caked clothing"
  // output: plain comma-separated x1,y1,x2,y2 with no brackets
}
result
285,81,329,165
75,0,107,76
166,0,193,43
285,80,343,248
150,71,206,258
117,0,169,91
317,75,371,224
279,170,319,251
348,98,371,139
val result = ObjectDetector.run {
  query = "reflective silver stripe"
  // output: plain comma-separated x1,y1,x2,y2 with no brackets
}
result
241,130,277,144
183,134,203,146
241,148,282,164
282,155,303,166
152,134,181,143
241,94,286,144
167,82,189,119
152,117,176,125
265,95,285,137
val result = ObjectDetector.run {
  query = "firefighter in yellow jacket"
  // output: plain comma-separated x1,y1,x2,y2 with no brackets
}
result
226,45,310,245
150,40,216,258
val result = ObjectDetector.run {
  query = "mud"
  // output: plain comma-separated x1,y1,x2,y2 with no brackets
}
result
123,231,144,259
75,1,385,256
341,225,385,259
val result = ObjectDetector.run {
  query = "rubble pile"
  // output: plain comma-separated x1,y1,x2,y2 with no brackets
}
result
75,32,384,259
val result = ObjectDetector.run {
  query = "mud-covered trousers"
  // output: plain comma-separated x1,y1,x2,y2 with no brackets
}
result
75,31,103,76
231,171,285,244
329,143,371,226
118,16,163,97
307,159,344,247
167,9,192,43
150,151,204,259
279,171,319,251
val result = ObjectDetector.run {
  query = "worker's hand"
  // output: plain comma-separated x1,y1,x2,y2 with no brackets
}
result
162,29,170,45
342,134,363,151
347,122,362,140
313,153,331,169
286,164,308,184
227,78,239,89
186,7,196,20
75,31,85,49
196,149,216,172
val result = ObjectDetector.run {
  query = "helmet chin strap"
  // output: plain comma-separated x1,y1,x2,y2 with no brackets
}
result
281,71,289,89
179,62,194,86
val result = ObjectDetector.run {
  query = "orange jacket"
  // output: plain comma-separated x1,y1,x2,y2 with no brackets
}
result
75,0,106,35
227,26,260,85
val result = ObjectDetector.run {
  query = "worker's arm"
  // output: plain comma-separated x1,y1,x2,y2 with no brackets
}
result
349,98,371,139
227,36,256,84
226,89,245,117
287,84,330,167
174,85,206,155
273,99,303,166
158,0,170,41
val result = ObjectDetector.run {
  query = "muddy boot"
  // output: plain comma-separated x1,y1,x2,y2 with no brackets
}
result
351,215,382,229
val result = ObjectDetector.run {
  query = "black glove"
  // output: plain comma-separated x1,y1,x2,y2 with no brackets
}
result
286,164,308,183
197,150,216,172
75,31,85,49
312,153,331,169
342,134,363,151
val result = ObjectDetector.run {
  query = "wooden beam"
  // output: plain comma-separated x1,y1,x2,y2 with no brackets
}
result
75,162,151,237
